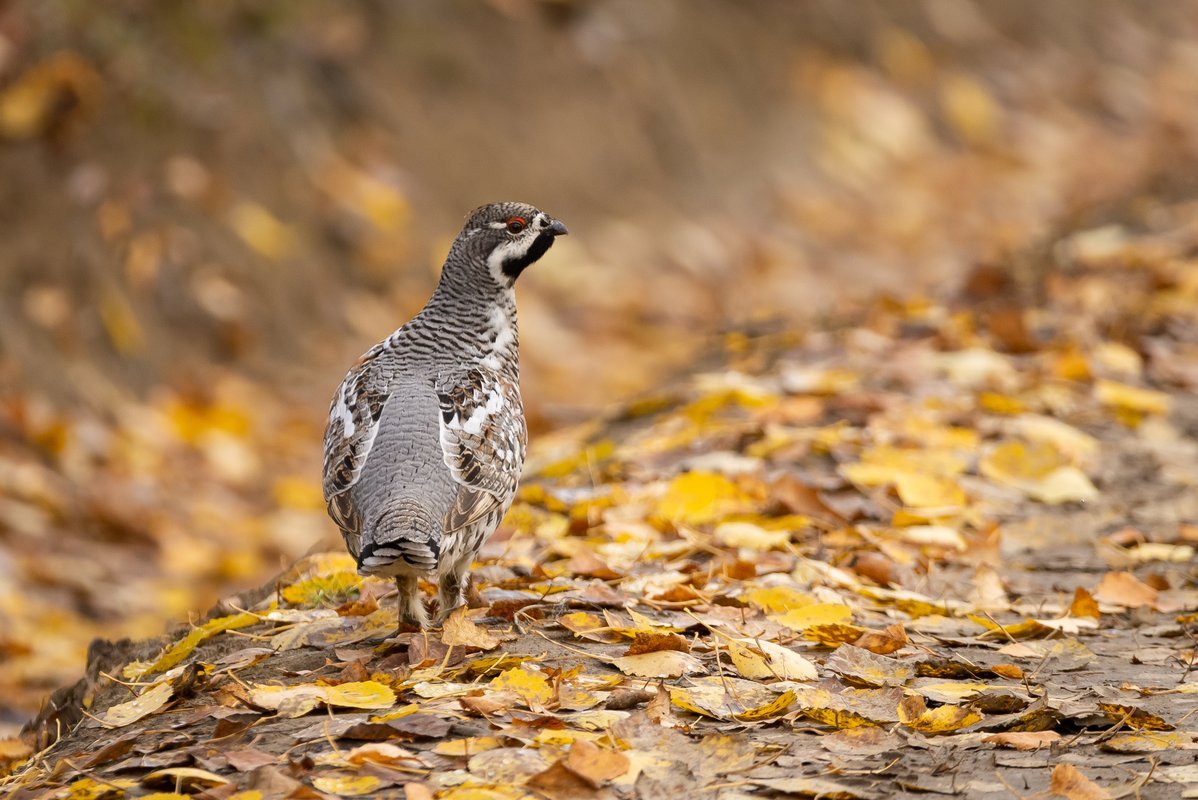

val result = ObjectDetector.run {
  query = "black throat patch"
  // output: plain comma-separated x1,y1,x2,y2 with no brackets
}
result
502,233,556,281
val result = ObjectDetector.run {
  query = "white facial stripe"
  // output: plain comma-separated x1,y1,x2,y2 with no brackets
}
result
486,235,534,284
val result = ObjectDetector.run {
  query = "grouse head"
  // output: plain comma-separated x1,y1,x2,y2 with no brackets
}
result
453,201,568,288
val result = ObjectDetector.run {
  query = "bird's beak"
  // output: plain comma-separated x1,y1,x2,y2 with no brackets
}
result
547,219,569,237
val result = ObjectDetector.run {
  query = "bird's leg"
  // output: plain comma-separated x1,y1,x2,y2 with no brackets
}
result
394,575,429,631
434,565,468,625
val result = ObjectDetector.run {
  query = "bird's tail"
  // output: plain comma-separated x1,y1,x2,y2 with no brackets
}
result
357,500,441,575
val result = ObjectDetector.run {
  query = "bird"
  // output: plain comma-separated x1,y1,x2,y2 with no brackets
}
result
322,202,568,629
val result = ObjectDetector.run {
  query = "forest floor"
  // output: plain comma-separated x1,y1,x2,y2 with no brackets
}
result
4,206,1198,799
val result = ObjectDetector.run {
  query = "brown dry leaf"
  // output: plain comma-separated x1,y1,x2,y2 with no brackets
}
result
1050,763,1112,800
1092,572,1159,609
562,740,630,787
623,632,688,656
983,731,1061,750
852,623,908,655
440,607,502,650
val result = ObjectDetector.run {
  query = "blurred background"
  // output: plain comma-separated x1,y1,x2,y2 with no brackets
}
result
4,0,1198,731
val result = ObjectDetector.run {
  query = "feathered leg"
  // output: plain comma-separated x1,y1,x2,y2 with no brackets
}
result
395,575,429,630
435,562,469,625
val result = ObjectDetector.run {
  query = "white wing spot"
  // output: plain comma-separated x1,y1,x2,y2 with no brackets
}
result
333,391,355,437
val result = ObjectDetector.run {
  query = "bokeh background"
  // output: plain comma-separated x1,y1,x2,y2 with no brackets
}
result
5,0,1198,732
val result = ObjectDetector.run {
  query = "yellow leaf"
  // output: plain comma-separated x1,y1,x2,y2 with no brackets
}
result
1009,415,1099,464
99,289,145,355
610,650,706,679
281,572,361,606
323,681,397,710
940,72,1000,145
228,201,293,261
101,682,173,727
272,476,324,510
714,521,791,550
968,615,1047,639
842,445,969,484
439,786,530,800
656,472,754,525
980,440,1097,504
898,696,983,733
889,525,967,551
140,794,192,800
725,638,817,681
803,623,868,647
139,612,258,676
771,603,853,631
979,392,1025,415
63,777,138,800
666,677,782,720
736,689,797,721
743,586,817,614
143,767,230,789
311,775,382,796
250,680,395,716
893,473,965,508
489,666,554,710
536,440,615,479
434,736,505,756
1095,379,1171,416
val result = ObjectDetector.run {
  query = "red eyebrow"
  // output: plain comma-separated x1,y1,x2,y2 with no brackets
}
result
506,216,527,225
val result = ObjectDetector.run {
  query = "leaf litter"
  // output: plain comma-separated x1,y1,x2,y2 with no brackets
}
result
10,174,1198,800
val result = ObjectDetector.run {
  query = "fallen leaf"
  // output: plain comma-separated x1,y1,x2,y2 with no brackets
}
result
489,666,555,711
771,603,854,631
1069,587,1101,618
101,682,174,728
724,637,818,681
983,731,1061,750
1050,763,1112,800
440,606,502,650
1093,572,1158,609
611,650,706,679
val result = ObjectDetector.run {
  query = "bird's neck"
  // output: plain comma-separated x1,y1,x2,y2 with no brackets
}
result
421,265,520,376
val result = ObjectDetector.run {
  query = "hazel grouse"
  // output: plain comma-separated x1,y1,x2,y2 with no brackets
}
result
322,202,568,628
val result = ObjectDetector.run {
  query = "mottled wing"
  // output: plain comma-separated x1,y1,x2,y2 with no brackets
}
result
322,342,391,556
435,367,526,533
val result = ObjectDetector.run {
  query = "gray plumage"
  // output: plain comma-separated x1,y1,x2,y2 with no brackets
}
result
322,202,568,629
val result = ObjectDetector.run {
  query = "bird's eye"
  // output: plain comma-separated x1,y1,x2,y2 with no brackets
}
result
506,217,527,233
